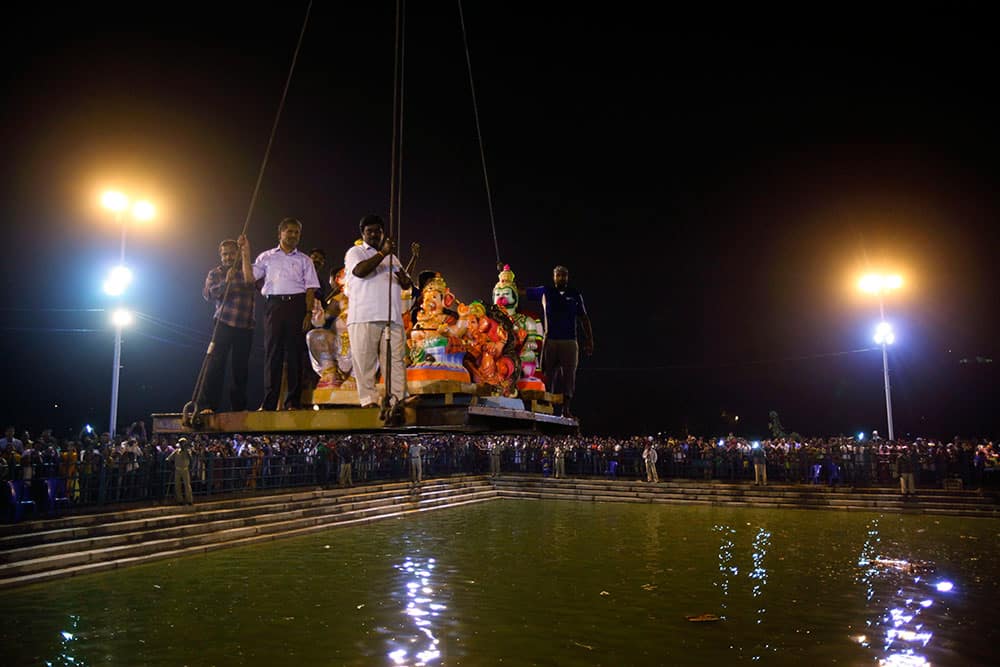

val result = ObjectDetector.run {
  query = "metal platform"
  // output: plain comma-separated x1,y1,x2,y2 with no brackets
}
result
152,400,578,435
152,408,384,434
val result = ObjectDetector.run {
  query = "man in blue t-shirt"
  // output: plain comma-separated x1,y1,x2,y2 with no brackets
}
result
523,265,594,419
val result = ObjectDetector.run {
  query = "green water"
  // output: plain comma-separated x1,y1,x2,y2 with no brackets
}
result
5,501,999,666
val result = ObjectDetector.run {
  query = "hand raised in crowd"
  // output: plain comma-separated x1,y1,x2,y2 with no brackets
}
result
410,242,420,258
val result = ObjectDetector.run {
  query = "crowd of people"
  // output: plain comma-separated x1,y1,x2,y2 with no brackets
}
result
2,422,997,518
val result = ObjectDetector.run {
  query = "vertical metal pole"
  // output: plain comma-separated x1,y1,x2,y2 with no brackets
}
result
119,219,127,263
882,343,894,442
878,297,894,441
110,326,122,437
110,212,126,438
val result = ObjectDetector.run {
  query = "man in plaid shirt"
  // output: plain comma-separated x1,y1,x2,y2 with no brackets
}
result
200,239,256,412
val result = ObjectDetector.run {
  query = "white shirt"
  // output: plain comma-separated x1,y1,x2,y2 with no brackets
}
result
344,242,404,325
252,246,320,296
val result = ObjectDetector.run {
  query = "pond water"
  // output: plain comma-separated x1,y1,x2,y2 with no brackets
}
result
5,501,998,666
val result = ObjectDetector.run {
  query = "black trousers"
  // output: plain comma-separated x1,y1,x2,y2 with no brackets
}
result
262,294,306,410
200,321,253,411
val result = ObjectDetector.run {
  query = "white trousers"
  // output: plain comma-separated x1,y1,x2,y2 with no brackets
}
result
348,321,406,406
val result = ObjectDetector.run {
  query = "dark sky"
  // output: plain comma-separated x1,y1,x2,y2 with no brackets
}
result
1,3,997,439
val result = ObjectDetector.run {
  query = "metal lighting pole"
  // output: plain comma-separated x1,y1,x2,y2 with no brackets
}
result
859,273,902,442
101,192,154,437
110,209,125,438
110,320,124,437
877,299,894,442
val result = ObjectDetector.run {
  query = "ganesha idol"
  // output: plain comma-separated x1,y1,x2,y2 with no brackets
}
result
405,273,472,383
458,300,520,396
306,268,356,398
492,265,546,392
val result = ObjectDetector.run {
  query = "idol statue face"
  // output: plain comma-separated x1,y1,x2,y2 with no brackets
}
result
493,285,517,312
421,288,444,317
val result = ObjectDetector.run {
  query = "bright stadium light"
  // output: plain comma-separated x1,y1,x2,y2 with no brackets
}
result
112,308,133,328
132,200,156,222
101,190,130,212
874,321,895,345
858,273,904,295
858,272,905,442
99,189,158,436
103,265,133,296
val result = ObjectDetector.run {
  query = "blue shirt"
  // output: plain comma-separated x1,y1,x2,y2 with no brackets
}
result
251,246,320,296
525,285,587,341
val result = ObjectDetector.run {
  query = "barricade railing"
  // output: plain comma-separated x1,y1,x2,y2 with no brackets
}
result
2,448,997,522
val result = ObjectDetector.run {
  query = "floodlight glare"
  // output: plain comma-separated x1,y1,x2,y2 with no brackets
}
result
132,200,156,222
874,321,895,346
111,308,133,328
103,265,133,296
101,190,129,212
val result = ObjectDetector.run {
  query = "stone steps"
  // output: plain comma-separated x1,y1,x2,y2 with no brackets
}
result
0,477,495,589
493,477,1000,517
0,478,486,552
0,486,489,567
3,475,996,590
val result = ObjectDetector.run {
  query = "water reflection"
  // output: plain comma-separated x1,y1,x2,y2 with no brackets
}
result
748,527,771,661
855,518,955,666
46,614,83,667
713,524,736,619
386,555,444,666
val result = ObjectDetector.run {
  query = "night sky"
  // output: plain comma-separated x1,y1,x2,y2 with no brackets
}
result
1,4,996,439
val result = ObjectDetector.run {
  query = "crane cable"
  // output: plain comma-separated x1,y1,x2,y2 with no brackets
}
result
458,0,501,268
182,1,314,426
380,0,407,423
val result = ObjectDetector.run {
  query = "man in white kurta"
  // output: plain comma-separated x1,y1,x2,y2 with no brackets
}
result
343,215,411,408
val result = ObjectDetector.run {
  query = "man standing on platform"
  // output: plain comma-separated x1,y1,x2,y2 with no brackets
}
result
239,218,320,411
200,239,255,413
523,266,594,419
343,214,413,412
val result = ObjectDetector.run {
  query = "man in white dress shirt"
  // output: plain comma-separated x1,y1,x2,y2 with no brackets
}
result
343,215,413,414
239,218,320,410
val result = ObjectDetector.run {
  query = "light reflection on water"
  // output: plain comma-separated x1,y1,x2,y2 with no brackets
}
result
2,502,997,666
855,517,958,666
47,614,83,667
713,524,736,618
714,524,773,661
385,555,444,666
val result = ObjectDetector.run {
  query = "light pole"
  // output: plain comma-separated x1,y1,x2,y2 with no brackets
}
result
873,321,896,441
101,191,155,436
109,308,133,438
858,273,903,441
